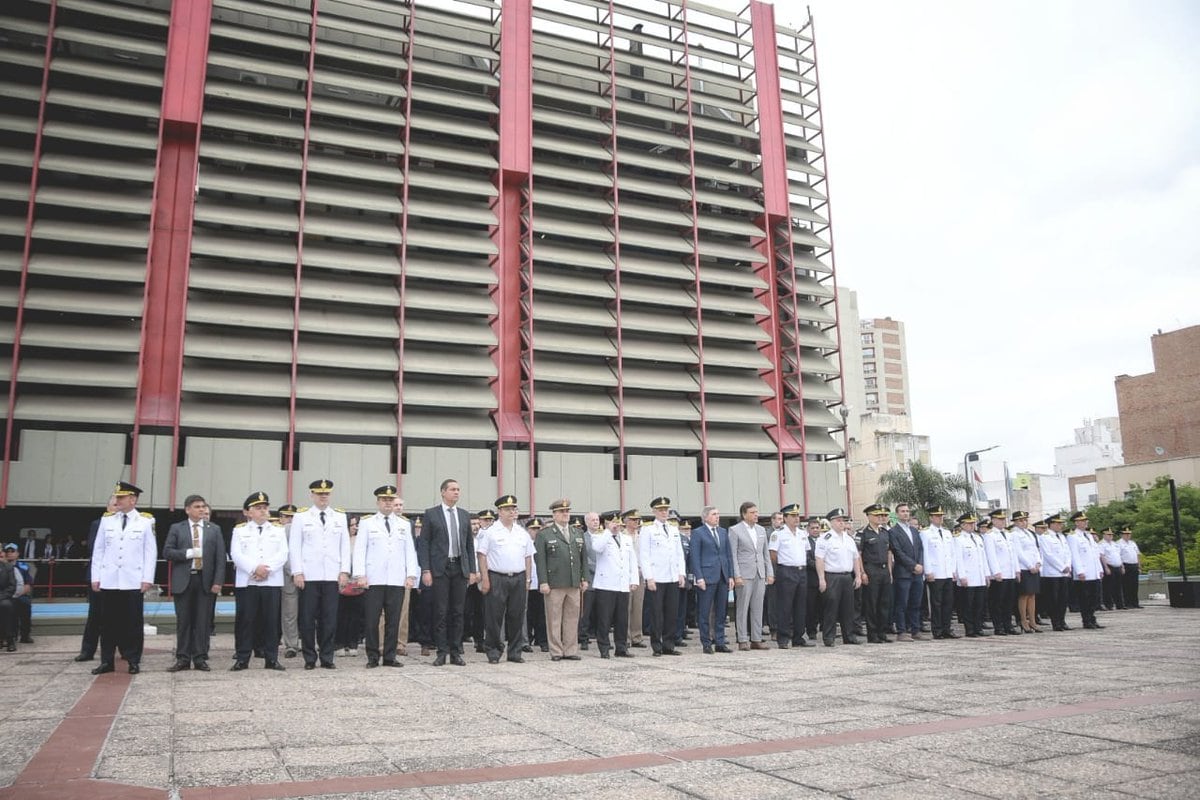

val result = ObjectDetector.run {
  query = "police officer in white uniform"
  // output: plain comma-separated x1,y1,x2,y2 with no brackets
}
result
1118,527,1142,609
768,503,813,649
353,485,419,668
982,510,1020,635
920,505,958,639
289,479,351,669
590,510,639,659
90,481,157,675
1098,529,1124,610
1038,514,1073,630
476,495,535,664
230,491,288,671
814,507,863,647
953,512,989,638
1067,511,1104,629
639,496,686,657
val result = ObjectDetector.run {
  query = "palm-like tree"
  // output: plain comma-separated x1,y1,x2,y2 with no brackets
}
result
876,462,971,526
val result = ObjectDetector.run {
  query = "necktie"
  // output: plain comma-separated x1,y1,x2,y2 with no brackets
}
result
121,513,128,530
448,508,459,557
258,524,264,534
385,517,391,533
711,526,718,546
319,510,326,526
192,523,202,570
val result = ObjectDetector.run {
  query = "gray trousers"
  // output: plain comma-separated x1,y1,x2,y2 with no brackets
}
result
280,567,300,651
733,576,767,643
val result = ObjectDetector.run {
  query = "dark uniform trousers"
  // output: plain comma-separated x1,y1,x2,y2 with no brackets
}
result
578,586,596,645
299,580,340,666
988,579,1017,634
79,587,102,658
1121,564,1141,608
431,559,468,656
821,572,856,645
463,583,485,649
773,565,807,644
364,584,404,662
928,578,955,637
646,581,680,654
593,589,629,655
804,563,822,640
1102,567,1124,609
235,585,281,663
1077,579,1101,626
1040,576,1068,629
484,571,527,660
862,564,892,641
99,589,144,666
526,588,546,648
962,586,986,635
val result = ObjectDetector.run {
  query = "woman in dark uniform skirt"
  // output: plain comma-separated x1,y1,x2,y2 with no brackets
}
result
1017,567,1041,633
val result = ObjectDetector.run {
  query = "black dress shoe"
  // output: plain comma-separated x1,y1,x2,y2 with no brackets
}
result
563,655,581,661
507,655,525,663
674,640,688,647
366,660,379,668
433,653,447,666
474,644,487,653
1092,623,1105,629
580,642,590,650
128,664,140,675
521,645,533,653
193,661,211,671
661,649,681,656
320,662,336,669
777,641,791,649
382,660,404,668
91,663,115,675
450,654,466,666
652,651,662,657
284,648,297,659
167,662,190,673
304,662,316,670
945,632,960,639
230,661,248,671
845,638,863,645
703,645,714,654
265,662,286,671
615,650,633,658
539,644,549,652
19,636,33,644
600,651,611,659
551,655,562,661
487,656,500,664
1061,624,1073,630
74,654,94,662
797,640,816,648
714,644,732,653
630,642,646,648
4,640,15,652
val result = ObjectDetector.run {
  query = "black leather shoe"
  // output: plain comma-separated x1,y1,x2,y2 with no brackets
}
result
551,655,562,662
265,662,286,671
661,649,681,656
823,640,835,647
193,661,211,672
304,662,316,670
674,640,688,647
366,660,380,668
19,636,33,644
507,655,525,663
714,645,732,653
167,662,190,673
580,642,590,650
1092,623,1105,629
382,660,404,668
5,640,15,652
521,644,533,653
91,663,115,675
284,648,297,659
778,641,791,649
320,662,336,669
230,661,248,671
74,654,94,662
433,653,447,667
702,645,714,654
600,651,611,659
797,640,816,648
564,655,581,661
845,638,863,645
539,644,549,653
128,664,140,675
615,650,633,658
487,656,500,664
450,654,466,666
630,642,646,648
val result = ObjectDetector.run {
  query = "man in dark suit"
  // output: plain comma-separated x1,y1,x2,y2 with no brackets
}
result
888,502,925,642
689,505,735,654
74,496,116,662
163,494,226,671
418,478,478,666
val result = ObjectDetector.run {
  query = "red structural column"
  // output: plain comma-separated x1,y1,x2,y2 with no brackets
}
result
491,0,533,446
749,1,788,219
131,0,212,492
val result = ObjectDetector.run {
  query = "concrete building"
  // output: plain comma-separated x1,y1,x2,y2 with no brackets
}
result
859,317,910,418
1115,325,1200,466
1096,456,1200,504
0,0,848,515
1009,471,1070,522
845,412,930,512
836,288,867,444
1054,416,1123,510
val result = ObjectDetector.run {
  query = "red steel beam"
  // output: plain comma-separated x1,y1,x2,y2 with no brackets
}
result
131,0,212,504
1,0,59,507
393,0,417,490
602,2,628,510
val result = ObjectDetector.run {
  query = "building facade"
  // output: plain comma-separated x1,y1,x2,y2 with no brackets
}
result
859,316,908,417
1115,325,1200,466
0,0,847,514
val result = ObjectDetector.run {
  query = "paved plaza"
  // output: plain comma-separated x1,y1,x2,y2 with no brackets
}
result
1,602,1197,800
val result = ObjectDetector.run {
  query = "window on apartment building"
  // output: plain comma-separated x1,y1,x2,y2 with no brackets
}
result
860,333,873,345
866,392,878,405
863,362,876,374
862,347,875,359
864,377,877,389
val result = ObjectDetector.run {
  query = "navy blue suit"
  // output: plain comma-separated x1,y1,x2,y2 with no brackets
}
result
689,524,734,647
889,522,924,634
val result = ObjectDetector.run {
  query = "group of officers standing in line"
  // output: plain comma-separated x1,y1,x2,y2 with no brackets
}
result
75,478,1147,675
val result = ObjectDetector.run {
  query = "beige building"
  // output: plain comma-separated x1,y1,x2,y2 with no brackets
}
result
860,318,911,418
845,413,930,512
1095,456,1200,504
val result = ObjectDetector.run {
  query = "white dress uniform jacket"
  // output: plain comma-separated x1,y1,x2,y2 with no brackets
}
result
91,510,157,589
1068,530,1103,581
954,533,989,587
920,524,956,580
638,520,685,582
591,531,638,591
1038,531,1073,577
983,529,1020,579
1010,526,1042,571
352,513,419,587
289,505,351,580
231,521,288,588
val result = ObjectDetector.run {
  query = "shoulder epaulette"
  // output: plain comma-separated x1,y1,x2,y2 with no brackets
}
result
822,532,832,540
399,514,408,521
141,511,154,518
641,520,654,527
102,511,115,517
334,507,346,514
297,506,310,513
234,522,247,528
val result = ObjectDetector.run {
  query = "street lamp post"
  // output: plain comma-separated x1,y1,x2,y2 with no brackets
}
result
963,445,999,510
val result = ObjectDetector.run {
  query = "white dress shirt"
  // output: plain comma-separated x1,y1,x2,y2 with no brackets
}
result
475,522,535,574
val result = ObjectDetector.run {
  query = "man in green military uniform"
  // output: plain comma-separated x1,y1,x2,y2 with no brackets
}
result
535,498,592,662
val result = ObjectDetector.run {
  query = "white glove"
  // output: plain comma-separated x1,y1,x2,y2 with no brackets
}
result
185,548,197,559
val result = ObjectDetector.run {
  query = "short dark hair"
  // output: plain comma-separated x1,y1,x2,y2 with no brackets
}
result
739,501,757,517
895,502,911,513
439,478,458,492
183,494,207,508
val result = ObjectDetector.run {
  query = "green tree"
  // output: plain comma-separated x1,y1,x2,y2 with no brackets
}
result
875,462,971,526
1084,476,1199,559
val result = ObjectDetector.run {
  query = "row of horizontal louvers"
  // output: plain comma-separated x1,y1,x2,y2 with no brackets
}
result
0,0,843,455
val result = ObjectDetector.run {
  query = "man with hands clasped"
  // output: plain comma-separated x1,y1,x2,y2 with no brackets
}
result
353,485,419,668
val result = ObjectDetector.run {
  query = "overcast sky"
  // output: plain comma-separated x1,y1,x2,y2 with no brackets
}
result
770,0,1200,474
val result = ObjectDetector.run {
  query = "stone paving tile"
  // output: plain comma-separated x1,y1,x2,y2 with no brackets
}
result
1022,754,1162,784
938,765,1077,799
844,778,994,799
93,752,171,788
771,763,908,794
1107,769,1200,800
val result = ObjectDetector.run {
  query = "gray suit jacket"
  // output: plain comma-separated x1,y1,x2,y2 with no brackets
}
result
728,521,773,581
163,519,226,594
